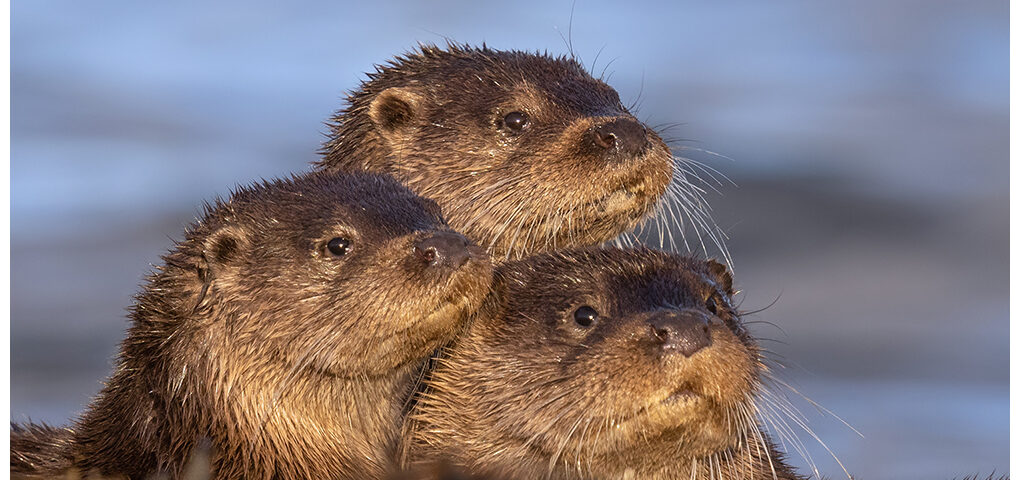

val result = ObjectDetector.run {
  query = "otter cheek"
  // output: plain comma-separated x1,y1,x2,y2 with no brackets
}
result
575,346,652,415
708,330,758,402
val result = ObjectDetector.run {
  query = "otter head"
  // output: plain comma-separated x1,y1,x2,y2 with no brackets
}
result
319,44,674,260
67,173,494,480
405,248,761,479
175,172,493,378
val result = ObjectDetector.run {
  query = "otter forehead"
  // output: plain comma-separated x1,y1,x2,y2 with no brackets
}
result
495,54,623,115
446,55,621,116
222,173,445,242
498,248,718,312
382,46,623,116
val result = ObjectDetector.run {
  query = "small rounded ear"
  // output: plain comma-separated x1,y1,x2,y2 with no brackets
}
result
202,226,249,276
705,259,734,295
368,87,423,134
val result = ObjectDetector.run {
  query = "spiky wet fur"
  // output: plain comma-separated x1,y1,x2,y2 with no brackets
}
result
11,172,493,480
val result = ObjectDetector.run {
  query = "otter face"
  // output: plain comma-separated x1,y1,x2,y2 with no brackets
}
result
189,173,493,377
408,248,758,477
322,46,674,260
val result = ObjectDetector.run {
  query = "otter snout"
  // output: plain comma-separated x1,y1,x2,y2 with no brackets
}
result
647,310,712,357
413,231,472,269
590,117,650,158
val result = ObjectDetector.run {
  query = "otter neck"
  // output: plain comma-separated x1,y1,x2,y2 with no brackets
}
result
409,418,801,480
72,305,418,480
214,363,416,479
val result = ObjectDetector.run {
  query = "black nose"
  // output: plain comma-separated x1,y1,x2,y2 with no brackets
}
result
591,117,649,157
413,231,471,269
648,311,711,358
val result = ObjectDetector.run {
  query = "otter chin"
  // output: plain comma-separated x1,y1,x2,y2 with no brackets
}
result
401,247,805,480
318,44,675,260
11,172,494,480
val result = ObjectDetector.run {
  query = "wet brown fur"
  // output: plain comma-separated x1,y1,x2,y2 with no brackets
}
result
402,248,805,480
318,44,674,260
11,172,494,480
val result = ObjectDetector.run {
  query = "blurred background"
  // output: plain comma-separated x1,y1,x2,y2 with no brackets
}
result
11,1,1007,478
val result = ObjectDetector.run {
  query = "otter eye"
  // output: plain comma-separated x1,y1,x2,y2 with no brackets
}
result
326,237,352,257
503,111,529,132
573,306,598,327
705,293,721,315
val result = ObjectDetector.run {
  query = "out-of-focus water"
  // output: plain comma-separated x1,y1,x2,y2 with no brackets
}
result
11,1,1007,479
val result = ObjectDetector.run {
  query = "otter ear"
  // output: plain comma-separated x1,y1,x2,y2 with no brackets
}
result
368,87,423,135
202,226,249,276
705,259,734,295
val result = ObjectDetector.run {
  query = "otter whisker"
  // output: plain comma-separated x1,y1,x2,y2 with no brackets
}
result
664,159,733,266
661,188,692,252
767,376,864,439
672,151,736,187
546,411,585,475
627,70,647,113
742,396,780,480
572,416,596,476
666,187,713,256
675,145,739,172
659,194,680,252
673,159,724,196
757,397,819,477
756,382,856,480
672,187,733,266
757,378,856,480
668,168,719,218
651,122,689,135
671,157,721,198
588,417,609,476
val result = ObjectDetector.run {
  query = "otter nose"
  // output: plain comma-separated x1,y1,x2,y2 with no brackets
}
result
591,117,649,157
413,231,471,269
648,311,712,358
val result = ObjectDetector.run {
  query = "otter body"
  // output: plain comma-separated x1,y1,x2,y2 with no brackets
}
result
402,248,803,480
319,44,677,260
12,173,493,480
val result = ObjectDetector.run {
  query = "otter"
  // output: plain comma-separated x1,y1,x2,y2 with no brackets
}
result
400,247,804,480
318,44,687,261
11,172,494,480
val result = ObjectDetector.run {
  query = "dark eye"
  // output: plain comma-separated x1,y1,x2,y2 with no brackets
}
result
326,237,352,257
705,293,721,315
503,111,529,132
573,305,598,327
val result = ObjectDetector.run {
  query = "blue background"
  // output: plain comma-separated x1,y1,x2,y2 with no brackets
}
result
11,1,1008,478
